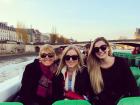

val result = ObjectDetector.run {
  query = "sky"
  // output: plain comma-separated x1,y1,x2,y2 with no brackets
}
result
0,0,140,41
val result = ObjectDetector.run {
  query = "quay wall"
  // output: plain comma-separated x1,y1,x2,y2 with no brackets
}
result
0,43,41,55
0,43,84,55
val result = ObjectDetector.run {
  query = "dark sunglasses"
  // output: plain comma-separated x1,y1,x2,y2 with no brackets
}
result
93,45,108,53
64,55,79,61
40,53,54,58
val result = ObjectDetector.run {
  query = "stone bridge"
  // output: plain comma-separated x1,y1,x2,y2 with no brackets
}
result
0,39,140,54
34,39,140,51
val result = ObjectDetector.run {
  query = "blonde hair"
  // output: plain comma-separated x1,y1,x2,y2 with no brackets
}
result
39,44,55,58
87,37,112,94
56,45,84,75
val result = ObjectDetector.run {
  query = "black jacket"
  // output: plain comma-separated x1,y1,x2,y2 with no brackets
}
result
52,66,91,102
19,59,57,105
89,57,139,105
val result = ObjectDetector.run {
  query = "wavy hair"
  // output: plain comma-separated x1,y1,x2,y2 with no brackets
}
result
56,45,84,75
87,37,112,94
39,44,55,58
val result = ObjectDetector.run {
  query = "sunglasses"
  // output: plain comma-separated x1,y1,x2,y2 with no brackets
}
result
64,55,79,61
93,45,108,53
40,53,54,58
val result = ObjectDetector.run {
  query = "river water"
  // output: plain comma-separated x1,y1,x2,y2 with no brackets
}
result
0,54,37,67
0,54,37,83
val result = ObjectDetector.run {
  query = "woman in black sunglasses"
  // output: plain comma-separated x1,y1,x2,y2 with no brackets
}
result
52,45,91,102
87,37,139,105
16,44,57,105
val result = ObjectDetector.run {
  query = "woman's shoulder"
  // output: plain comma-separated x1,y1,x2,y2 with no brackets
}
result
53,73,64,82
26,59,39,67
114,57,129,69
24,59,40,73
115,57,127,63
78,65,88,75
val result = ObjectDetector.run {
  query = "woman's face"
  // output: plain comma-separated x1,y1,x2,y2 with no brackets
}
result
94,41,109,59
40,50,55,66
64,49,79,69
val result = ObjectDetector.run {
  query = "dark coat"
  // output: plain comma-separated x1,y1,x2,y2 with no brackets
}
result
52,66,91,102
19,59,57,105
89,57,139,105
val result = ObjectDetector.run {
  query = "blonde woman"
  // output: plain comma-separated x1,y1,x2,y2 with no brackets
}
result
18,44,57,105
87,37,139,105
52,45,91,101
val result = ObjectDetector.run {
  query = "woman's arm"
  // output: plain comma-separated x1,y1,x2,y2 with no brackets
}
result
121,58,139,96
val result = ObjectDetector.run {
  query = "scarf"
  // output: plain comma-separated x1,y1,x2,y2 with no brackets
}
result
36,62,53,98
61,66,76,92
61,66,85,100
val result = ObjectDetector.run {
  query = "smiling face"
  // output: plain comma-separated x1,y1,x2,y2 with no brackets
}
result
64,49,79,69
94,40,109,59
40,49,55,66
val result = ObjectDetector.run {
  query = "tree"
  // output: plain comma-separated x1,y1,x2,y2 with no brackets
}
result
57,35,65,44
49,33,58,44
16,22,29,44
64,38,70,44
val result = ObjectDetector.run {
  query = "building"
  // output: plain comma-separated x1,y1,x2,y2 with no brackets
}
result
40,33,50,44
0,22,49,44
26,29,36,44
26,29,42,44
34,29,41,44
135,28,140,39
0,22,18,43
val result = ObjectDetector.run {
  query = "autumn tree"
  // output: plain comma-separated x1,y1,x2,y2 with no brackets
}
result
57,35,65,44
64,38,70,44
49,33,58,44
49,33,73,44
16,22,29,44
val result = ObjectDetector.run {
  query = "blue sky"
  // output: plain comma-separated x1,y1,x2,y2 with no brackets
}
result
0,0,140,41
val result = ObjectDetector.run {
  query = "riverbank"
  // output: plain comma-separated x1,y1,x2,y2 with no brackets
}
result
0,52,38,58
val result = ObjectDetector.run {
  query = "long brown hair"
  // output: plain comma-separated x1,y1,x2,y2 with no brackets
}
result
87,37,112,94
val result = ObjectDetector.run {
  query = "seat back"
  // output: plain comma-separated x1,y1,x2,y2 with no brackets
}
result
0,102,23,105
117,97,140,105
52,100,91,105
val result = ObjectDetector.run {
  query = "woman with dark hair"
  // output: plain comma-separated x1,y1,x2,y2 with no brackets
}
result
18,44,57,105
83,43,91,65
87,37,139,105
